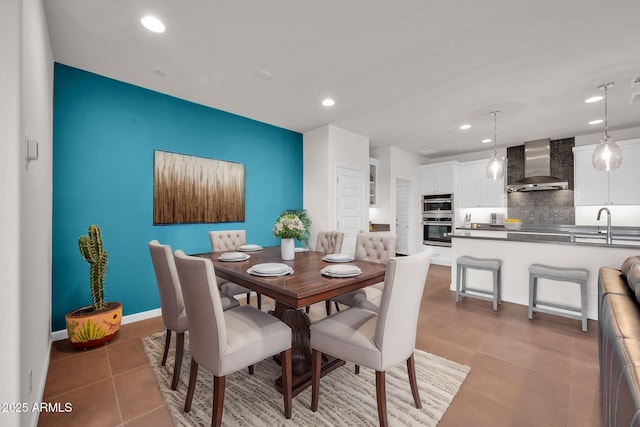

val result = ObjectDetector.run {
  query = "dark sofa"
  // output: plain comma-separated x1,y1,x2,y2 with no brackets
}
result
599,255,640,426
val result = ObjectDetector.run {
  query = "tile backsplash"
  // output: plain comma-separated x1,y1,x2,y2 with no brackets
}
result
507,138,575,225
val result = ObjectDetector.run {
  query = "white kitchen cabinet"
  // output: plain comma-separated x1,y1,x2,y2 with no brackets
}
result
424,244,452,266
458,160,506,208
420,161,457,194
574,138,640,206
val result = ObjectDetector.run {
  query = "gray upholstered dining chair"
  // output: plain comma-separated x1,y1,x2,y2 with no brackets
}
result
307,231,344,314
310,250,431,427
327,233,397,315
148,240,239,390
209,229,262,309
315,231,345,254
173,250,293,427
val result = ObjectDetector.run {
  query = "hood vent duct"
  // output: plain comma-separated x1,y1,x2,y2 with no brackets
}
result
507,139,569,192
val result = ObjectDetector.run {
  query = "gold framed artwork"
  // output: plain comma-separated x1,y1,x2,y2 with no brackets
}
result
153,150,245,224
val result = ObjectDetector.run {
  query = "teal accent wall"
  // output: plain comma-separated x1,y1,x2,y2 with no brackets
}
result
52,64,303,331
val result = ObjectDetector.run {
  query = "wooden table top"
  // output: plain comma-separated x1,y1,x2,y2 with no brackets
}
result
194,246,386,308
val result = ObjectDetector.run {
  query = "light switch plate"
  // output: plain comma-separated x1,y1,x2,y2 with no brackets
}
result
26,138,38,161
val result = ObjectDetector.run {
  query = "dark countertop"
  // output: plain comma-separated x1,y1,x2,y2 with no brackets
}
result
451,227,640,250
457,223,640,239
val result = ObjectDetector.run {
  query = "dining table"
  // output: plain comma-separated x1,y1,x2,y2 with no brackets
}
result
194,245,387,396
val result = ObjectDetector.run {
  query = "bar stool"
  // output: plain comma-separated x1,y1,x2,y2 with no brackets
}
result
528,264,588,332
456,256,502,311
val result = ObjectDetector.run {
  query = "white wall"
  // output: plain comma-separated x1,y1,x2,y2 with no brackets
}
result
20,1,54,426
303,124,370,250
371,145,422,254
0,1,23,426
303,125,331,247
0,1,53,426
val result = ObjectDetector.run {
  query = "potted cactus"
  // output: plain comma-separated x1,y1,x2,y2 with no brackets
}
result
65,225,122,349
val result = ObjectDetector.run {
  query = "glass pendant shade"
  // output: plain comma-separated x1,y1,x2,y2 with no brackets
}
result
486,152,505,179
592,82,622,171
486,110,504,179
592,135,622,171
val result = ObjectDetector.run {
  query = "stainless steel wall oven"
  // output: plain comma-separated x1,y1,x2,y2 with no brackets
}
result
422,194,453,247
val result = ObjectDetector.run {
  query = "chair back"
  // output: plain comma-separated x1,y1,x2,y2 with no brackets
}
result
148,240,187,332
315,231,344,254
173,250,227,371
374,249,432,369
354,233,397,265
209,230,246,252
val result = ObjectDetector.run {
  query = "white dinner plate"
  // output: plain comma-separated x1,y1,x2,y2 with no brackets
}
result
321,264,362,278
321,269,362,278
247,266,293,277
323,253,355,263
218,252,250,262
324,264,361,275
251,262,290,274
237,244,263,252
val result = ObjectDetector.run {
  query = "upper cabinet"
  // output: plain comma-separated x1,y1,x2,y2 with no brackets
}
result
369,158,378,206
458,160,506,208
420,161,457,194
574,138,640,206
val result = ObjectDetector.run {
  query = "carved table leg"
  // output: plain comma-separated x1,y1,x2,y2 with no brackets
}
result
271,301,344,396
272,301,312,376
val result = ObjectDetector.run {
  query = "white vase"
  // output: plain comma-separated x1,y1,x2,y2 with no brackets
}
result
280,238,295,260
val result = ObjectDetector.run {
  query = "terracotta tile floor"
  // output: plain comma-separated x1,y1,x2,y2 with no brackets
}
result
39,264,601,426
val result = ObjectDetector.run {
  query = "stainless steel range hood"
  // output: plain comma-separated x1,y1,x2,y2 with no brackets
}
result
507,139,569,192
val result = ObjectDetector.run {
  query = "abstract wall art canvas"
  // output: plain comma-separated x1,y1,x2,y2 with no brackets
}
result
153,150,245,224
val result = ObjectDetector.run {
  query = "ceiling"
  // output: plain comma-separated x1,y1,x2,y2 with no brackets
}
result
44,0,640,160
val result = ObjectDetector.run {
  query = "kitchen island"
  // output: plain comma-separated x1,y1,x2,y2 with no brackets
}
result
451,227,640,321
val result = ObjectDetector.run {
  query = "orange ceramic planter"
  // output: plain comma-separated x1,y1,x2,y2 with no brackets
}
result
65,302,122,349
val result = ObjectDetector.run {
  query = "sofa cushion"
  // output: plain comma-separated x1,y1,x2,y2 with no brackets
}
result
600,267,632,298
622,256,640,275
606,294,640,340
628,263,640,304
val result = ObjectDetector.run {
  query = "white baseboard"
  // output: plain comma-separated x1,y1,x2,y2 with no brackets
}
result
50,308,162,342
30,336,51,427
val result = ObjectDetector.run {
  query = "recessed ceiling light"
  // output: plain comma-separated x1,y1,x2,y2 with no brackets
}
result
482,139,492,144
141,16,165,33
588,119,604,125
585,95,603,103
256,70,272,80
459,124,471,130
321,98,335,107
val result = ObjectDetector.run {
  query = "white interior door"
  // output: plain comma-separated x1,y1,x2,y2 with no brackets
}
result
395,178,411,255
336,167,364,256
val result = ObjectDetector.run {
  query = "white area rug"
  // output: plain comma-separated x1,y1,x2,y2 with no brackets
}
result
143,331,469,426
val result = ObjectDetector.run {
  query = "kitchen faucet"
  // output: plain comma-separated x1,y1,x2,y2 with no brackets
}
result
597,207,612,244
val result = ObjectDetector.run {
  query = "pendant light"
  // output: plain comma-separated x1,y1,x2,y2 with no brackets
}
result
592,82,622,171
486,110,505,180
